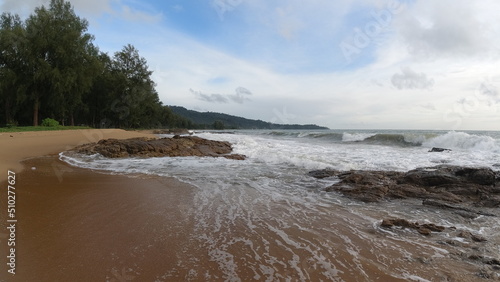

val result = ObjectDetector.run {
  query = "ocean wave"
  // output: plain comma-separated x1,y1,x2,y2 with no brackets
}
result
263,131,435,147
340,133,434,147
263,131,346,141
299,132,344,140
281,131,500,151
248,130,500,151
263,131,300,137
423,131,500,152
341,132,377,142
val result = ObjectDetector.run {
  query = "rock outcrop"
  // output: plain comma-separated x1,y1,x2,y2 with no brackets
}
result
428,147,452,152
310,165,500,275
380,218,446,235
152,128,192,135
309,165,500,213
71,136,246,160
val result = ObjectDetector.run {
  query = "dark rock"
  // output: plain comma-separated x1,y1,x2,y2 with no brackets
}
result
402,168,460,186
423,199,478,216
380,218,445,236
308,169,339,179
310,165,500,215
428,147,452,152
468,255,500,266
421,223,446,232
455,167,496,185
422,199,496,217
421,198,463,211
457,230,487,242
435,184,478,196
324,171,399,202
71,136,246,160
485,258,500,266
387,184,429,199
381,218,413,228
153,128,192,135
418,228,432,236
402,166,496,186
223,154,246,160
453,210,480,219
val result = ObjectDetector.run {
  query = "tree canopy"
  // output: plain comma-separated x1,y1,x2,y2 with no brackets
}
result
0,0,190,128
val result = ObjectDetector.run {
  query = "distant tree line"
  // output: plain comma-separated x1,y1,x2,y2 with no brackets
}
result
0,0,192,128
169,106,329,130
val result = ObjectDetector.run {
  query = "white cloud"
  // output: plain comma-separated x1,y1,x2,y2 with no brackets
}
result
190,87,252,104
479,81,499,100
0,0,161,23
228,87,252,104
395,0,498,59
190,89,229,103
117,4,162,23
0,0,46,17
391,67,434,90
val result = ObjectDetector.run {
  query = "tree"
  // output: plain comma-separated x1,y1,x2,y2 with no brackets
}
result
84,52,113,127
24,0,97,126
213,120,225,130
111,44,163,128
0,13,25,125
1,1,192,129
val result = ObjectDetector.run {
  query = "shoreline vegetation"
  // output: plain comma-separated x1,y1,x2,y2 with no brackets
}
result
0,125,91,132
0,0,327,131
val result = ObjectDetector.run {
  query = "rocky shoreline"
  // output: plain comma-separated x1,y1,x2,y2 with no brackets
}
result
70,136,246,160
309,165,500,277
309,165,500,210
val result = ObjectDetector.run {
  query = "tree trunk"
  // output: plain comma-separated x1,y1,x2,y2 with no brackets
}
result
33,97,39,126
70,112,75,126
5,99,11,125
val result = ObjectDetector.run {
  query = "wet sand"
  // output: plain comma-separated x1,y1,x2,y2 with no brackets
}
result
0,128,196,281
0,156,483,281
0,156,200,281
0,129,157,183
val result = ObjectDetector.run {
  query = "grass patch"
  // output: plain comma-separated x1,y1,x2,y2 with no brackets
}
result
0,126,93,133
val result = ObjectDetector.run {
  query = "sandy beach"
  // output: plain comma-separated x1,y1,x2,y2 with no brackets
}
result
0,129,200,281
0,129,156,183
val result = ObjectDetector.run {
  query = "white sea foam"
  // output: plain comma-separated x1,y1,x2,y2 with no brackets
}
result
423,131,500,152
342,132,376,142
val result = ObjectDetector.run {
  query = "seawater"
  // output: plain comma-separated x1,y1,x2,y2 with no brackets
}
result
60,130,500,281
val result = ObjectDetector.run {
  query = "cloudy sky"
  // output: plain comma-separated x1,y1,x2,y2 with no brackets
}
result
2,0,500,130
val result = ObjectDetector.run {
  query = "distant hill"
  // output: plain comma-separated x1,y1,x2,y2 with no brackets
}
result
169,106,329,130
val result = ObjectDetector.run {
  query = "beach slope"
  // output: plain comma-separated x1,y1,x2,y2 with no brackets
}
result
0,129,156,182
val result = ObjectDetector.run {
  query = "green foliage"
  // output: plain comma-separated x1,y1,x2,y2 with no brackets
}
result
0,13,25,126
22,0,99,126
41,118,60,127
213,120,225,130
169,106,329,130
0,125,91,132
0,0,190,130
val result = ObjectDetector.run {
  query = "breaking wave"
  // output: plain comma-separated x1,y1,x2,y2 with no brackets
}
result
259,130,500,151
